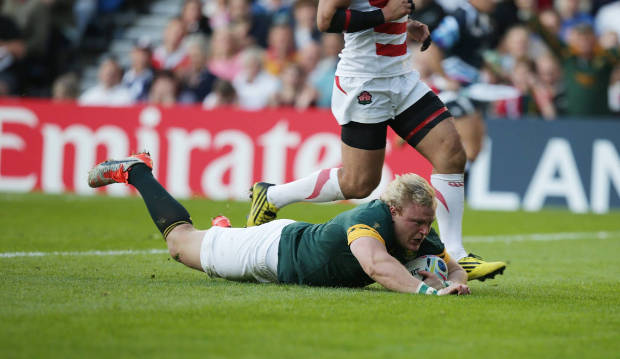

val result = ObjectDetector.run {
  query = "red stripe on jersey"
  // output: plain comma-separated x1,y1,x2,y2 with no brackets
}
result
369,0,388,7
374,22,407,34
344,9,351,31
404,107,448,141
375,41,407,57
335,76,347,95
306,169,331,200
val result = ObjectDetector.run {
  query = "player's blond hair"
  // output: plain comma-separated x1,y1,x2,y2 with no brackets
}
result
380,173,436,213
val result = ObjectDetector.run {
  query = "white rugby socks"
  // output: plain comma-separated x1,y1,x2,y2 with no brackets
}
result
431,173,467,260
267,168,345,208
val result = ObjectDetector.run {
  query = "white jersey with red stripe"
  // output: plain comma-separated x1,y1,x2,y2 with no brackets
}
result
335,0,414,78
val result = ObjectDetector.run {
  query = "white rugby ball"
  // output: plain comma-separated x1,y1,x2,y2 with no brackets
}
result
405,255,448,282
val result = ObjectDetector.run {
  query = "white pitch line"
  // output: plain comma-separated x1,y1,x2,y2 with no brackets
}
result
464,230,620,243
0,231,619,259
0,249,168,258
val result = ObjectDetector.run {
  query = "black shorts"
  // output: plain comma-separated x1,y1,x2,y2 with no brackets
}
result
341,91,452,150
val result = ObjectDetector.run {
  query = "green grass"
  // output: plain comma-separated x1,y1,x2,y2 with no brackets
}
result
1,192,619,358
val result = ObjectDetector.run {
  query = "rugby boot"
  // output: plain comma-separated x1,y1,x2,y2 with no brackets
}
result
246,182,279,227
88,152,153,188
211,215,232,228
458,253,506,281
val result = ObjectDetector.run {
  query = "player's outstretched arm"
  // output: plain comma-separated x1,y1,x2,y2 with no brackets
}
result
317,0,411,33
351,237,440,295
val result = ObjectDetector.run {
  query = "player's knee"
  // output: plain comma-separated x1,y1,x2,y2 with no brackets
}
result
341,175,380,198
166,235,183,262
165,224,193,262
448,140,467,171
436,130,466,173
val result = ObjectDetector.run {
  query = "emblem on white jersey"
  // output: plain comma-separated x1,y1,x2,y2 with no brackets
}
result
357,91,372,105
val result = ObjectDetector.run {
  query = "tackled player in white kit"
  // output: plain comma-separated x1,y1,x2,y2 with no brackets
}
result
247,0,506,281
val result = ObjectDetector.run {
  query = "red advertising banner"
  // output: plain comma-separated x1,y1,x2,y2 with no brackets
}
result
0,99,431,199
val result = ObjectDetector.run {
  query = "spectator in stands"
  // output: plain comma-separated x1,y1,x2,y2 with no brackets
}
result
207,26,242,81
177,34,218,104
229,0,272,48
203,79,238,109
484,25,547,81
122,37,154,102
493,60,557,119
180,0,212,37
148,70,179,107
0,14,25,95
152,17,189,71
68,0,98,47
233,46,280,110
79,56,134,106
538,8,562,35
532,19,619,116
296,33,343,109
2,0,50,61
555,0,594,42
2,0,54,93
203,0,230,30
291,0,320,50
51,72,79,101
484,25,532,77
264,16,297,76
490,0,537,46
296,41,320,80
535,52,566,114
230,16,256,50
269,62,304,107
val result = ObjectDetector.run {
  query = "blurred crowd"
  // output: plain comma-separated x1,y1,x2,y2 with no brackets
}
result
1,0,618,118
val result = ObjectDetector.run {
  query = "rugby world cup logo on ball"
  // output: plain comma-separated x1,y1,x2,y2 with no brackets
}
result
405,255,448,281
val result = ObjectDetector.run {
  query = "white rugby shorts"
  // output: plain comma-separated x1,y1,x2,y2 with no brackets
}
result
200,219,295,283
331,71,432,125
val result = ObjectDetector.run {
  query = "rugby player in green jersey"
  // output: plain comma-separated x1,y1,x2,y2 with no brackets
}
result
88,153,470,295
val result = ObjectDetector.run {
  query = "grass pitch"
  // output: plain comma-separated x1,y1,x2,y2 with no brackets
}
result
1,192,619,359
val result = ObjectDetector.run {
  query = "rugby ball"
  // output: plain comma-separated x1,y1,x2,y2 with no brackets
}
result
405,255,448,282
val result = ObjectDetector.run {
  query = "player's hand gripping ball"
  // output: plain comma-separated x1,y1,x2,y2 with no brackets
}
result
405,255,448,282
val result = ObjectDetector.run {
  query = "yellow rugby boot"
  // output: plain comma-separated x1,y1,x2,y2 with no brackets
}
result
459,253,506,281
246,182,279,227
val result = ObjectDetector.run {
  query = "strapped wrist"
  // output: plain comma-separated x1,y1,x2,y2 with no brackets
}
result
416,282,438,295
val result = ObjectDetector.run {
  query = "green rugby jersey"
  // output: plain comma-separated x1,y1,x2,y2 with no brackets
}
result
277,200,446,287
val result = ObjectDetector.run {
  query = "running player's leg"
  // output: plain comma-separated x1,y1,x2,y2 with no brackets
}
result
416,117,468,261
392,89,506,281
247,75,392,227
268,121,386,205
246,122,387,231
247,126,386,227
390,89,467,260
